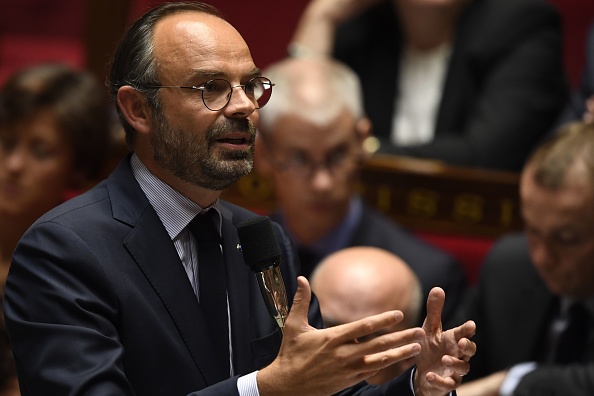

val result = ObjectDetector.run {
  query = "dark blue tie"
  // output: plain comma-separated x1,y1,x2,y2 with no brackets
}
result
188,210,229,381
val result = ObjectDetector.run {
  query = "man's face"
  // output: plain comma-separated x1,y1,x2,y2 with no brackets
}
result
146,12,259,191
521,165,594,298
263,109,363,243
0,110,75,222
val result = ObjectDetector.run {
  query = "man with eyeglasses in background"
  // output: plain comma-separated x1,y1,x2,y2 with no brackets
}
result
257,56,467,329
3,2,477,396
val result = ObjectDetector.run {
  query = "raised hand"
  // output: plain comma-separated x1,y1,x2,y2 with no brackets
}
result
290,0,382,56
257,276,425,396
414,287,477,396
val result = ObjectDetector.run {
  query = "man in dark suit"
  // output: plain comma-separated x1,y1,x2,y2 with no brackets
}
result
2,2,476,395
456,121,594,395
257,56,467,328
291,0,568,171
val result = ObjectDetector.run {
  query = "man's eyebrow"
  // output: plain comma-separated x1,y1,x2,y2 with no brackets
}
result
187,68,263,80
247,68,263,78
187,70,225,80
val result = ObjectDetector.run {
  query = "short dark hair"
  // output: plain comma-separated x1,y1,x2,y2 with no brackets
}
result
108,1,223,148
0,63,111,180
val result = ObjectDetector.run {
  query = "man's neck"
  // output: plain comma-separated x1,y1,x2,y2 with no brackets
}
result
135,152,221,209
284,197,360,249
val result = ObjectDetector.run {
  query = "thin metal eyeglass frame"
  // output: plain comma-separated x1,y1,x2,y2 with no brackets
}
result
139,76,274,111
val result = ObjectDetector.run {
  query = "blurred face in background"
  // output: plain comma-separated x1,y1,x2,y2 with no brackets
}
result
0,110,76,222
259,108,367,244
521,163,594,298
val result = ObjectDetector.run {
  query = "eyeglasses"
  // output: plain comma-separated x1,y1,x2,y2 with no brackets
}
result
274,148,362,180
141,76,274,111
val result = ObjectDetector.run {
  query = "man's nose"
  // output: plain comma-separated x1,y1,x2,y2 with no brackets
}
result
223,86,256,117
310,165,334,191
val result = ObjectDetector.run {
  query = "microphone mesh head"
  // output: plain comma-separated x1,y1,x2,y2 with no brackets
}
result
237,216,282,272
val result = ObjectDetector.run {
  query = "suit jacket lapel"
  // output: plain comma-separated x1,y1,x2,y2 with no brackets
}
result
108,156,223,386
220,206,254,375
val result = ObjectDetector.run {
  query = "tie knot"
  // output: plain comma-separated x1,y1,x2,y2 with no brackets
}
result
188,210,220,243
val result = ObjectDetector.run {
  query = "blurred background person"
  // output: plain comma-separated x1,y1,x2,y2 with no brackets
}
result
310,246,423,384
455,121,594,395
0,63,112,288
557,20,594,126
290,0,569,171
257,56,467,327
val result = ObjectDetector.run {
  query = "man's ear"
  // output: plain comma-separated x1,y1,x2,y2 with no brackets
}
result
117,86,152,136
356,116,372,142
254,132,274,177
355,116,377,157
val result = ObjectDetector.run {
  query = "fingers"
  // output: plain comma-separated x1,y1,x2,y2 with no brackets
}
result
451,320,476,343
423,287,445,332
286,276,312,328
334,310,406,342
425,371,459,391
359,327,424,355
458,336,477,361
442,355,471,377
361,341,422,373
422,355,469,392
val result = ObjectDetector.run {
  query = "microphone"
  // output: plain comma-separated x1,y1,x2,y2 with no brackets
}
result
237,216,289,335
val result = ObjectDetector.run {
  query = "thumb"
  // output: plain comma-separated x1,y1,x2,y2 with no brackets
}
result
423,287,445,333
286,276,312,328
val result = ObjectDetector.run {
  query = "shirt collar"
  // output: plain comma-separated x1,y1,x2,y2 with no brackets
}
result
280,196,362,256
130,153,221,240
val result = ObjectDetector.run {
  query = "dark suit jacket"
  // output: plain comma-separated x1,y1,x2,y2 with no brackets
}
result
334,0,568,171
273,203,467,329
3,156,417,395
457,233,594,395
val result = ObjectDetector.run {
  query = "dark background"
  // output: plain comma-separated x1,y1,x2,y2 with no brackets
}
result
0,0,593,88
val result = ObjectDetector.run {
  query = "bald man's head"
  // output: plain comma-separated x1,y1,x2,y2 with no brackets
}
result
311,246,422,329
310,247,423,383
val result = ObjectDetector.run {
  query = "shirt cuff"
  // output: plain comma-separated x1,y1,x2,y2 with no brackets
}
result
237,371,260,396
499,362,537,396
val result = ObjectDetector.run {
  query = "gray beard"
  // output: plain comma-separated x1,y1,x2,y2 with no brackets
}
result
151,110,256,191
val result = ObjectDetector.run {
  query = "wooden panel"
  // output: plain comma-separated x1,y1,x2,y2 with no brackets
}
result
222,154,522,238
357,155,522,238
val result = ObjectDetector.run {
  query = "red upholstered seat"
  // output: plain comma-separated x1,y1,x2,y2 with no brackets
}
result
547,0,594,88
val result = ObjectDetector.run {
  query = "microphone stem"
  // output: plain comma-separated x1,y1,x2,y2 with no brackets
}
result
256,267,289,335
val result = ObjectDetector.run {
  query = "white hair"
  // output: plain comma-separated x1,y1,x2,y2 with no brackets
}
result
259,57,365,134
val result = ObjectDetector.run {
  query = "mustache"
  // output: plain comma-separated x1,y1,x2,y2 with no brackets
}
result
207,118,257,141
